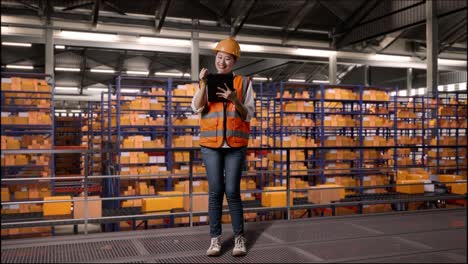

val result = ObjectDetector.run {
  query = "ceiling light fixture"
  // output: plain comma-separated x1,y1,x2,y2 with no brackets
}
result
126,70,149,75
6,65,33,69
55,86,79,91
372,54,411,61
90,69,115,74
138,37,191,47
155,72,183,77
288,79,306,83
295,48,335,57
2,42,32,47
55,67,81,72
60,30,118,42
312,80,329,83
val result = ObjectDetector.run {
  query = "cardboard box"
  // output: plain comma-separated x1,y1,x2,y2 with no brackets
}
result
157,191,184,209
43,196,72,216
450,181,467,194
396,180,424,194
438,174,463,183
261,186,291,207
1,188,10,202
14,191,28,200
307,184,345,204
184,193,208,212
73,196,102,219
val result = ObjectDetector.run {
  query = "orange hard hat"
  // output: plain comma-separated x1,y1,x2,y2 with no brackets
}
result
213,37,241,59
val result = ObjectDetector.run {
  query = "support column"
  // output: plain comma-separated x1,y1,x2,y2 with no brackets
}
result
329,53,337,84
191,19,200,82
364,65,371,86
45,27,54,77
407,68,413,95
426,0,438,95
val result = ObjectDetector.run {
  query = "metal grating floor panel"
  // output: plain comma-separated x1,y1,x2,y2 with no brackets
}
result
1,240,140,263
397,229,467,250
295,236,424,262
1,208,466,263
351,251,468,263
266,221,377,243
150,246,315,263
349,212,463,234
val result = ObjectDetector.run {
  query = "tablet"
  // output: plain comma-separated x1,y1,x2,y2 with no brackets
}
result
206,73,234,102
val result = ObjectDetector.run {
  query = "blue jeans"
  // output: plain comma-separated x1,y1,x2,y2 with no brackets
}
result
201,146,247,238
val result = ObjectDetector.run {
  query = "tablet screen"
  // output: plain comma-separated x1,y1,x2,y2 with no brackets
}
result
206,73,234,102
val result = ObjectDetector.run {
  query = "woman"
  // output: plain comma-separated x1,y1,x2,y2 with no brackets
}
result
191,37,255,257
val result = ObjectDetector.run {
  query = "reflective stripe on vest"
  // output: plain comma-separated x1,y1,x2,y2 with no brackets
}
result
200,130,250,139
201,111,242,119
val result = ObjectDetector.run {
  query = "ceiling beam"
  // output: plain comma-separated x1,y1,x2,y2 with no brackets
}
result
91,0,101,27
231,0,257,37
376,30,406,53
62,2,93,12
221,0,234,22
79,48,88,95
233,59,289,76
282,0,319,45
155,0,170,33
332,0,380,49
284,62,307,80
305,64,327,82
18,1,39,12
318,0,346,22
103,1,126,16
439,29,467,55
270,63,291,82
199,0,229,26
333,1,467,50
42,0,54,25
116,50,127,75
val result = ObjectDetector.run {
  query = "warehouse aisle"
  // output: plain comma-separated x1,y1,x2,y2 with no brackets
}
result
1,208,466,263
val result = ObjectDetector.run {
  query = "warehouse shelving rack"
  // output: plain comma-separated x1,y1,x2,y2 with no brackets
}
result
430,90,467,176
1,72,57,236
248,81,272,198
392,95,424,169
100,76,172,231
268,82,318,188
82,101,103,177
1,72,55,189
54,113,83,179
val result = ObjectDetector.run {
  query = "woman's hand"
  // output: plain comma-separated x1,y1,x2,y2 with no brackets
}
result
216,83,238,102
199,68,209,81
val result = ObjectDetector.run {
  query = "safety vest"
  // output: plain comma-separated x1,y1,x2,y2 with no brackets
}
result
199,75,250,148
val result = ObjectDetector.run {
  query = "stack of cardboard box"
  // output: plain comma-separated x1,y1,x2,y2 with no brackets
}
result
362,89,390,101
317,88,357,100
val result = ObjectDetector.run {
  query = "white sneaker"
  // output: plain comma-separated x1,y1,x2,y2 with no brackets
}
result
232,235,247,257
206,237,221,256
